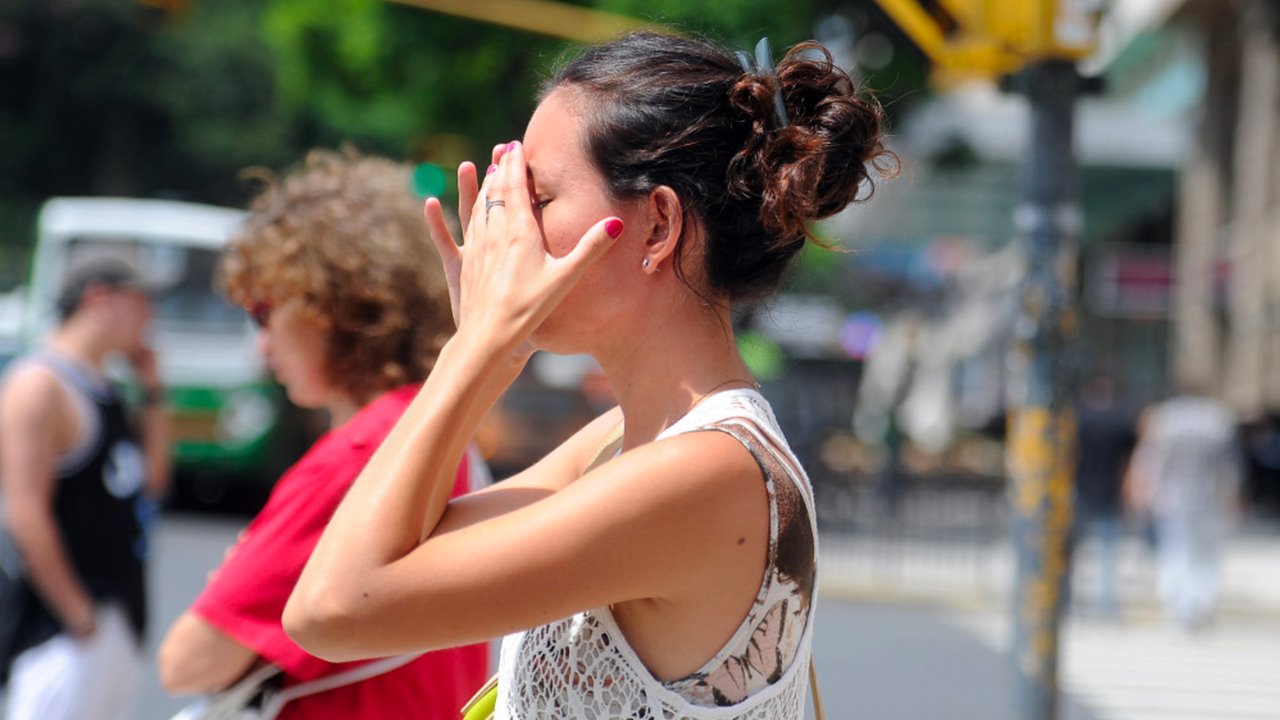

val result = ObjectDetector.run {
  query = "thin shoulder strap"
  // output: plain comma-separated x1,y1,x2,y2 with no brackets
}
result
268,653,423,709
26,352,107,399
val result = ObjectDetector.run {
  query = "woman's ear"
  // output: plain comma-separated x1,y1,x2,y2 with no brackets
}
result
642,186,683,275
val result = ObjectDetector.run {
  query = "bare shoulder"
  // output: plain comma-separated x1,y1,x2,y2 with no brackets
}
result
598,428,765,511
0,362,70,426
538,428,769,560
553,428,770,598
0,362,73,489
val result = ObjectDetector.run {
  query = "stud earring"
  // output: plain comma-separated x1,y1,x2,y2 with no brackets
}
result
642,258,651,270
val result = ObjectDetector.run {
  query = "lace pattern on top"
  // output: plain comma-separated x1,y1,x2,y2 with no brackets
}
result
496,390,818,720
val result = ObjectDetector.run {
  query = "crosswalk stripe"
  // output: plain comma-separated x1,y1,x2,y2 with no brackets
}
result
946,612,1280,720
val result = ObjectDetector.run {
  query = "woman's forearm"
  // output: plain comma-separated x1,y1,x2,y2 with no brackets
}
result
284,332,521,651
157,612,257,694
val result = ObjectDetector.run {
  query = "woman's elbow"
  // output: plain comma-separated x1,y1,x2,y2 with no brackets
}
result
282,584,363,663
156,635,214,695
156,642,193,695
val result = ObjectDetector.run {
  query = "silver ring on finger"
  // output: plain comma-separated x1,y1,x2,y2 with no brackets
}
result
484,197,506,222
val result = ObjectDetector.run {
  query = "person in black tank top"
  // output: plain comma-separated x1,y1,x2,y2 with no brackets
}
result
0,257,170,720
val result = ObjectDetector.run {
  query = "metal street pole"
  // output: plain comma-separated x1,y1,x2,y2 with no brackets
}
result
1006,58,1080,720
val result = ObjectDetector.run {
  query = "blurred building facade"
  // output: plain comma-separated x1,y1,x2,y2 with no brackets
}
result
1161,0,1280,417
805,0,1280,517
1155,0,1280,512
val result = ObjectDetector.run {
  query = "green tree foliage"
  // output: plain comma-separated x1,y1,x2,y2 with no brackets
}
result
0,1,298,202
598,0,814,46
0,0,296,284
259,0,564,168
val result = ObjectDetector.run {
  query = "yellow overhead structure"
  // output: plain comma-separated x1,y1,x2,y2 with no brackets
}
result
386,0,653,44
874,0,1103,81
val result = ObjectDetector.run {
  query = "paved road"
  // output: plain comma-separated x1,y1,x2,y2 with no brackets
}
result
806,600,1100,720
10,513,1274,719
955,612,1280,720
138,512,248,720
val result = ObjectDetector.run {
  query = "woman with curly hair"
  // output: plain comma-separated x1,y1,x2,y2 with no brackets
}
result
157,149,489,719
287,33,894,719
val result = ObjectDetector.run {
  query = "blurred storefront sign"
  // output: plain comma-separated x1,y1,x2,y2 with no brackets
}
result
1086,244,1229,320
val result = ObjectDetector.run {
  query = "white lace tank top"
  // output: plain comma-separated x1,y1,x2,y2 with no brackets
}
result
495,389,819,719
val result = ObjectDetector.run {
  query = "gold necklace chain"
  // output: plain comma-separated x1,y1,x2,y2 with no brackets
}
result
594,378,761,465
693,377,761,406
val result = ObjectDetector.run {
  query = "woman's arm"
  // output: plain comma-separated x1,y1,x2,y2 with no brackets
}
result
157,612,258,694
283,141,767,663
285,414,766,662
283,330,521,650
286,140,628,656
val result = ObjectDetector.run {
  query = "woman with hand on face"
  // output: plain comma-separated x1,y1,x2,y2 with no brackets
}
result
286,34,893,719
157,149,488,720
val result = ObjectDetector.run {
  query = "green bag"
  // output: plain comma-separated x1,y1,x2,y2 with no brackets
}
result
459,674,498,720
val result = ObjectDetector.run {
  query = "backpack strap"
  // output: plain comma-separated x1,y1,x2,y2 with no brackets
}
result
260,653,423,717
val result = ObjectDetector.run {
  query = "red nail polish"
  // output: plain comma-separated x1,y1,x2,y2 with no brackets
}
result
605,218,624,239
505,141,519,154
486,164,497,176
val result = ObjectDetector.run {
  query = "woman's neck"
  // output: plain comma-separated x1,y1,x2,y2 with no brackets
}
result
325,394,363,429
597,302,754,450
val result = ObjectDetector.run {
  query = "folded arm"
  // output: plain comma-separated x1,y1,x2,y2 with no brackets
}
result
284,337,763,662
157,612,258,694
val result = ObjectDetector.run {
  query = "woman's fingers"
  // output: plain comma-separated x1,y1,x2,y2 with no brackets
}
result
424,197,464,324
488,141,532,230
457,161,479,233
558,217,625,283
495,141,527,196
424,198,461,262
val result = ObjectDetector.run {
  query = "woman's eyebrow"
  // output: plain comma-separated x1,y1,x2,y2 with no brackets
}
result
526,164,550,192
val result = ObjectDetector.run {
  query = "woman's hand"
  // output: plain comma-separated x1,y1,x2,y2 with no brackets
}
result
422,160,476,328
423,141,623,359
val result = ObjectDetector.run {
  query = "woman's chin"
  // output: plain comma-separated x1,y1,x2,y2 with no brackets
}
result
283,386,323,411
528,332,579,358
529,316,603,358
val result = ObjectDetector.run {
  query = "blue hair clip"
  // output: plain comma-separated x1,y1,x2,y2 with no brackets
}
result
735,37,789,128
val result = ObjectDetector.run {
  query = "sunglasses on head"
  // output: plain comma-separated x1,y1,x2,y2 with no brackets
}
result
246,301,272,328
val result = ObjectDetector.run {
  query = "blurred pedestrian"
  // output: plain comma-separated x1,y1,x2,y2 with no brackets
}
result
1127,382,1241,630
0,257,171,720
285,33,892,719
1071,375,1135,619
156,149,488,719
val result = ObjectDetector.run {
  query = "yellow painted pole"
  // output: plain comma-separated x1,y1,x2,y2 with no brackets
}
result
1006,57,1080,720
873,0,952,64
385,0,652,44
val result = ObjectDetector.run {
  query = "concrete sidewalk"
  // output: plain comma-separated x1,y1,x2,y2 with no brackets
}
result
818,527,1280,621
808,599,1102,720
810,587,1280,719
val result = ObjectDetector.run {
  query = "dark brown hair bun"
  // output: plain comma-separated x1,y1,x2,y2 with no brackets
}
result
548,32,896,303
